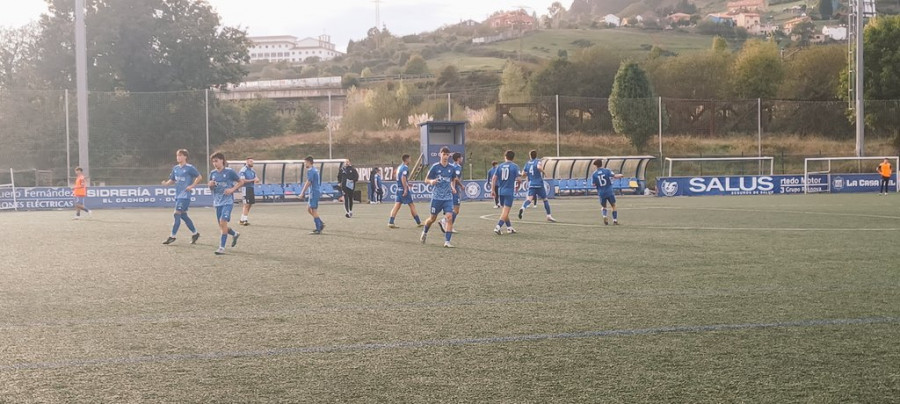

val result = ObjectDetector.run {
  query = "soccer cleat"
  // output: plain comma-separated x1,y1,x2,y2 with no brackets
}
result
603,216,609,225
547,215,557,223
73,216,80,220
613,220,619,225
162,237,176,245
416,222,424,227
438,219,446,233
238,220,246,225
420,231,427,244
443,242,455,248
518,208,524,220
349,211,353,218
388,223,399,229
345,213,351,218
507,227,517,234
231,232,240,247
191,233,200,244
309,230,321,235
493,205,499,209
214,247,226,255
494,227,502,235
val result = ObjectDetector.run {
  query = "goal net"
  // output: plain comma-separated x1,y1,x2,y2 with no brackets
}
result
803,156,899,194
665,157,774,177
0,168,18,212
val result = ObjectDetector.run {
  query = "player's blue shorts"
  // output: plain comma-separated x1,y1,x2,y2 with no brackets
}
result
73,196,85,205
498,194,514,207
599,193,616,207
430,199,454,215
308,193,321,209
174,198,191,212
395,192,413,205
527,186,547,199
216,204,233,222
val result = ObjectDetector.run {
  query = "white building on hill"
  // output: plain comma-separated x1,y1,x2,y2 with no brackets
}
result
248,35,343,64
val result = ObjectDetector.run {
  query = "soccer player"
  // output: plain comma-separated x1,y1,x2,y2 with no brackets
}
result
71,167,91,219
518,150,556,222
239,157,261,225
387,154,423,228
299,155,326,234
591,158,624,225
420,147,458,248
372,167,384,204
440,152,463,233
877,158,892,195
487,161,499,208
208,152,244,255
161,149,202,245
491,150,520,235
338,159,359,218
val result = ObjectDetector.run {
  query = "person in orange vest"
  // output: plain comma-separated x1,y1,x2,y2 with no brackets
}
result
72,167,92,219
877,158,893,195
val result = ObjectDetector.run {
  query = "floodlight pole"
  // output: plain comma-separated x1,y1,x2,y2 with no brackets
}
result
65,90,71,185
328,92,333,159
855,0,865,157
555,94,560,157
205,89,211,175
75,0,90,177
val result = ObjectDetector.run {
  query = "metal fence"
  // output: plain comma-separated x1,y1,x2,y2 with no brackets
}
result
2,87,898,186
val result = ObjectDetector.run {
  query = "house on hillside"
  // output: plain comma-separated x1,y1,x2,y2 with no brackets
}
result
486,9,536,30
734,12,761,33
666,12,693,24
822,25,848,41
603,14,621,27
248,35,342,64
727,0,767,12
706,13,735,26
783,16,811,34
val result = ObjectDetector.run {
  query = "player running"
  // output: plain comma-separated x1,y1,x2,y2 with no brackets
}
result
420,147,458,248
591,158,624,225
208,152,244,255
161,149,202,245
440,152,463,233
387,154,422,228
491,150,520,235
518,150,556,222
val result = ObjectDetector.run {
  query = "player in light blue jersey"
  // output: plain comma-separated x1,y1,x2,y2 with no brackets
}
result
491,150,520,235
440,152,464,233
487,160,499,208
420,147,458,248
518,150,556,222
208,152,244,255
591,159,624,225
387,154,422,228
161,149,202,245
238,157,261,226
299,155,326,234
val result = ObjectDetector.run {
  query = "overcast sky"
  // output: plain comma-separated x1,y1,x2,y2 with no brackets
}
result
1,0,553,52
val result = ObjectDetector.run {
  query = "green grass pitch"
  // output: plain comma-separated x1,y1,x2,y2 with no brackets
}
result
1,194,898,402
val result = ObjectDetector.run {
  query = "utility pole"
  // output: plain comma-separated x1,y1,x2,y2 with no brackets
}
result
75,0,90,178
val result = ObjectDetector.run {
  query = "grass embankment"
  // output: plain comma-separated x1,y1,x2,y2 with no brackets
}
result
219,129,897,183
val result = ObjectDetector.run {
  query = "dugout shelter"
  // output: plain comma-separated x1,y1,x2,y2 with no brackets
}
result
542,156,655,195
226,159,345,201
419,121,466,166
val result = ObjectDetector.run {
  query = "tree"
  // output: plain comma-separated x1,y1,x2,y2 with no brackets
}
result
0,23,39,89
818,0,834,20
730,39,784,99
243,99,284,138
499,61,529,103
609,61,659,152
291,102,326,133
858,15,900,140
34,0,250,91
403,54,429,75
436,65,460,89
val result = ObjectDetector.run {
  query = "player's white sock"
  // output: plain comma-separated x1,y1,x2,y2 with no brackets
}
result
240,215,248,221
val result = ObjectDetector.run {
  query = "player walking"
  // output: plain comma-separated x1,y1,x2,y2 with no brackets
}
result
591,159,624,225
71,167,92,219
161,149,201,244
239,157,261,225
299,156,326,234
491,150,520,235
420,147,458,248
440,152,463,233
208,152,244,255
387,154,422,228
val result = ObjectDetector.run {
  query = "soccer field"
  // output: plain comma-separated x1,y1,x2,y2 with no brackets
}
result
1,195,898,402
